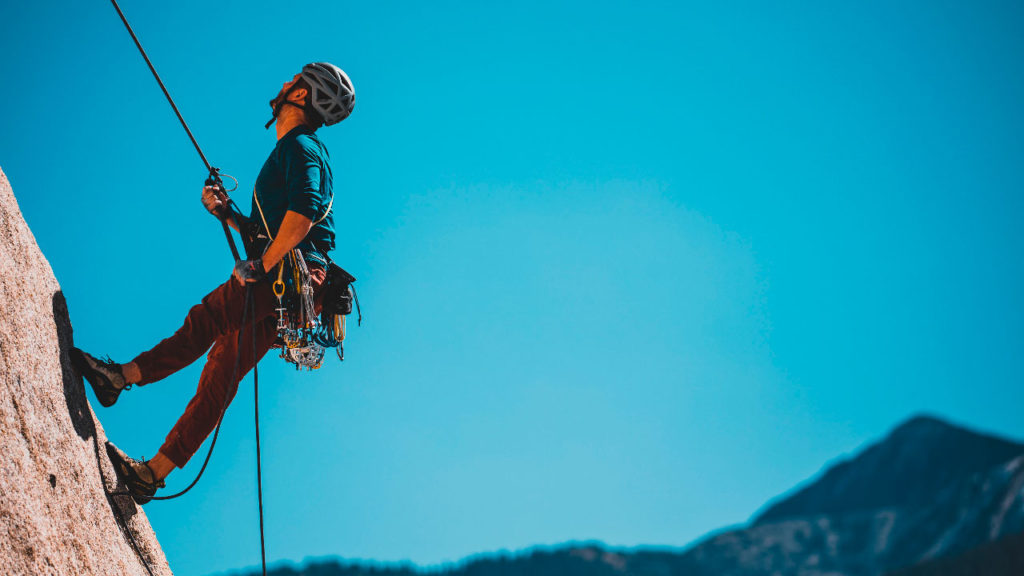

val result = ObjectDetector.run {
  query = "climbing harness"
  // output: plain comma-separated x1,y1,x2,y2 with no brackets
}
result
253,185,358,370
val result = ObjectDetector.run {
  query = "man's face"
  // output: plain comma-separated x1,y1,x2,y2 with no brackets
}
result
269,73,303,112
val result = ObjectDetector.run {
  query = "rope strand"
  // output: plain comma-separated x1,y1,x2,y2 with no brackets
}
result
252,291,268,576
109,0,242,263
109,0,212,172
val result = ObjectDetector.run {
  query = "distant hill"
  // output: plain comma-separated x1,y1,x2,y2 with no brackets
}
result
225,415,1024,576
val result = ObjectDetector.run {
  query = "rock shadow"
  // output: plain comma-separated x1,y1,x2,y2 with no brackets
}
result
54,291,156,574
57,289,98,444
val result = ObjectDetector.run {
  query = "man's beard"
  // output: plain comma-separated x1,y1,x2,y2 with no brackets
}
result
269,90,286,113
266,86,296,129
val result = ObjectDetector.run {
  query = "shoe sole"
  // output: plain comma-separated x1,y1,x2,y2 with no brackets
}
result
105,442,156,504
70,348,121,408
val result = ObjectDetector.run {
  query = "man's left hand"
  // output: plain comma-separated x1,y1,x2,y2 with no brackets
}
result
233,259,266,285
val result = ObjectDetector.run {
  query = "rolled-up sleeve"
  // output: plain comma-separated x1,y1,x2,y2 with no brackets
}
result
283,137,324,221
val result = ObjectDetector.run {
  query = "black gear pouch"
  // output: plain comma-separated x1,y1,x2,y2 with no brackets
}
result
322,262,358,319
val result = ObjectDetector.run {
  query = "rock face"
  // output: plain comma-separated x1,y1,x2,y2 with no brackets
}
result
0,166,172,575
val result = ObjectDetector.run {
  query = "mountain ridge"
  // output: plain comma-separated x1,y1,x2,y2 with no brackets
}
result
753,413,1024,525
222,413,1024,576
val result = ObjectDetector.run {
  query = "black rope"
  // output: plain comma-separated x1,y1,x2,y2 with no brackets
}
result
251,289,268,576
109,0,211,172
108,0,242,262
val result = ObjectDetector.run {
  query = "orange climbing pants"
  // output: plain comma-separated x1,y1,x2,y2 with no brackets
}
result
131,268,326,468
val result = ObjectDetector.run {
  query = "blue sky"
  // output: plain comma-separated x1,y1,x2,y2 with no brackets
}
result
2,1,1023,575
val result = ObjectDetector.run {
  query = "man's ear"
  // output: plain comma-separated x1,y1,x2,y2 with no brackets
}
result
288,87,308,104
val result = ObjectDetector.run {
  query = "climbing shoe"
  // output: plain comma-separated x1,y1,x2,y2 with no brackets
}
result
105,441,165,505
70,348,129,407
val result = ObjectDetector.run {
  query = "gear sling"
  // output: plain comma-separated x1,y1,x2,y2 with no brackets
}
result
247,186,360,370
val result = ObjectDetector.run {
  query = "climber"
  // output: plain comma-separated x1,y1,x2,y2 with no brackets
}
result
70,62,355,504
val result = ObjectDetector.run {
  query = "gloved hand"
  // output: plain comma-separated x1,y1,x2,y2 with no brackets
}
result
233,258,265,285
201,185,227,218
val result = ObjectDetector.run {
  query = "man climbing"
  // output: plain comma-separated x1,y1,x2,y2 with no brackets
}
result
71,62,355,504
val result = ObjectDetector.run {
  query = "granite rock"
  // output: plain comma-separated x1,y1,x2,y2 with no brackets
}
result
0,166,172,575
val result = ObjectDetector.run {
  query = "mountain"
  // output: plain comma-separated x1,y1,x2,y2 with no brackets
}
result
674,452,1024,575
0,167,171,575
223,414,1024,576
754,415,1024,524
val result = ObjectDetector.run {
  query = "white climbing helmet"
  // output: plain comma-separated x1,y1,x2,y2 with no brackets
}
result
300,62,355,126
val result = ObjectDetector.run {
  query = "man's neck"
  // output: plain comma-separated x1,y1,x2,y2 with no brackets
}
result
275,110,309,140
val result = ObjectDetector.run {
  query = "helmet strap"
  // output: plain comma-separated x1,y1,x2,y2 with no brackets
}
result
264,83,308,129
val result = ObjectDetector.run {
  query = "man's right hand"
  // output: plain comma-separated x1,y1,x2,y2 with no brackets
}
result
201,185,227,218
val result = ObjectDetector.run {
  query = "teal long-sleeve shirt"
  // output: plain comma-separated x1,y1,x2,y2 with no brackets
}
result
251,125,335,267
